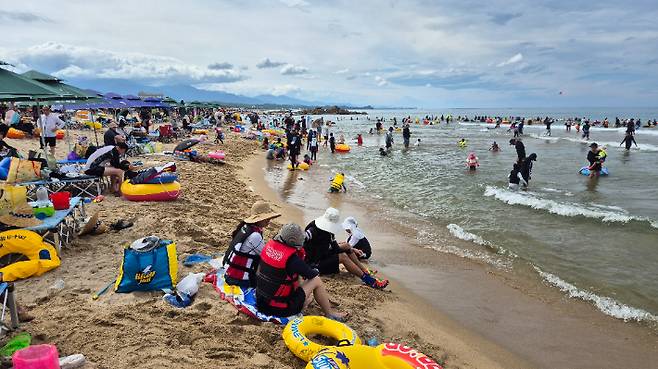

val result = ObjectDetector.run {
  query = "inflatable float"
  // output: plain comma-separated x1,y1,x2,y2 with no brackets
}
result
121,180,181,201
287,162,310,171
56,130,65,140
6,128,25,139
0,230,61,281
335,144,351,153
307,343,443,369
283,316,361,362
208,151,226,161
141,173,178,184
579,166,609,176
192,129,208,135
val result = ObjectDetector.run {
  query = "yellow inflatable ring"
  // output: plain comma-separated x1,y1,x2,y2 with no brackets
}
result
306,343,442,369
121,180,181,202
192,129,208,135
0,230,61,281
335,144,351,153
287,162,310,171
283,316,361,362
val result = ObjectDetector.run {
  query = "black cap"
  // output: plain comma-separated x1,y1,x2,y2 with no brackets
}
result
589,143,598,148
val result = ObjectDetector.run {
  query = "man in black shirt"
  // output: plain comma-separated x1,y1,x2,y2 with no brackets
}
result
586,143,602,177
509,138,526,162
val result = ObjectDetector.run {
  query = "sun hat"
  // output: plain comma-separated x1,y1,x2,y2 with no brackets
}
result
78,211,108,236
314,207,342,235
342,216,358,232
275,223,305,248
244,201,280,224
0,203,42,228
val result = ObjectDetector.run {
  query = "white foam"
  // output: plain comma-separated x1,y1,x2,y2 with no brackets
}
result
534,267,658,323
556,136,658,152
418,230,510,269
528,133,560,141
483,186,657,226
447,224,490,246
345,175,366,189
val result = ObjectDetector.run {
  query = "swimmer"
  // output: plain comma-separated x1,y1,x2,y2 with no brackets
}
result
466,152,479,171
489,141,500,152
379,147,387,156
458,138,467,148
329,172,347,193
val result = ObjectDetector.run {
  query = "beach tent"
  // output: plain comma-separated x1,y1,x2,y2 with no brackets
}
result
21,70,96,101
0,67,59,101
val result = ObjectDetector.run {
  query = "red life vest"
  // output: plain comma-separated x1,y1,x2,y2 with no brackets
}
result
256,239,300,309
224,224,261,286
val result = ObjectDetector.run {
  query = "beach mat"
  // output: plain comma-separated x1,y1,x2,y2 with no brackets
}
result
206,269,300,325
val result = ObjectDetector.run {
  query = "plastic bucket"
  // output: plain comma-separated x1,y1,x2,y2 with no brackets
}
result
50,191,71,210
12,344,60,369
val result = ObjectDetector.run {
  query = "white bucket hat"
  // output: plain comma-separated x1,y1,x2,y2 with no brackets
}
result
314,207,342,235
341,216,358,232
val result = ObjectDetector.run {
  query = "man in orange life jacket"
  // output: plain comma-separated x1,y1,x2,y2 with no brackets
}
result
256,223,348,321
223,201,281,288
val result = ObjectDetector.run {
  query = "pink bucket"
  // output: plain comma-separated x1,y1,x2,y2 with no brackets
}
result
13,344,60,369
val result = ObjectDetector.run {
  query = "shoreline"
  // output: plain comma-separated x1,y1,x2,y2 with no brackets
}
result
247,148,658,369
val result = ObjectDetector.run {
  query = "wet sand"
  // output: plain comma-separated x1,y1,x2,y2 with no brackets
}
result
251,151,658,369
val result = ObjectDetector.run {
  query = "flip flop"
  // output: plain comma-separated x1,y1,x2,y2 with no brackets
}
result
111,219,134,231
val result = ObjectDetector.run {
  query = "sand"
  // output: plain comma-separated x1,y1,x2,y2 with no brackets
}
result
0,131,525,369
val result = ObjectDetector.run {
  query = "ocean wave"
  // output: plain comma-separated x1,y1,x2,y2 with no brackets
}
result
549,136,658,152
417,230,510,269
534,267,658,323
447,224,490,246
484,186,658,227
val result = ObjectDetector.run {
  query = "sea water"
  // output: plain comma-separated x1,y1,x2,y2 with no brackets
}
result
263,108,658,324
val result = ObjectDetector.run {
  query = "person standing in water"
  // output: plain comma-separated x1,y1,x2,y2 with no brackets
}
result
544,118,553,136
508,162,527,191
586,143,602,177
402,124,411,149
582,121,591,140
620,133,638,150
329,133,336,153
466,152,479,171
385,127,394,151
489,141,500,152
509,138,526,162
520,153,537,188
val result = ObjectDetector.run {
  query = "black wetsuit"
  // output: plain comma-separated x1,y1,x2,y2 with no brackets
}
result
515,141,526,161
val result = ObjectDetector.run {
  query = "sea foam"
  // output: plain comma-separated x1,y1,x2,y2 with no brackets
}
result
484,186,657,227
534,267,658,323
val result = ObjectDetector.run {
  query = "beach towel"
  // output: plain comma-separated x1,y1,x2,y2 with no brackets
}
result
206,268,300,325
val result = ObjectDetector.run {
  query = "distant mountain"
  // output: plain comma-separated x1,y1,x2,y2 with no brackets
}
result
65,78,321,107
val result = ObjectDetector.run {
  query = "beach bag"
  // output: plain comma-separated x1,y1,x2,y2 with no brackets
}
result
5,158,41,184
115,239,178,293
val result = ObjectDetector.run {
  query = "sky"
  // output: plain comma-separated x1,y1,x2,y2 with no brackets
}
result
1,0,658,108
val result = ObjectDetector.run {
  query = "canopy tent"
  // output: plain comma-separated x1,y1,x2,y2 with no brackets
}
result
0,67,59,101
21,70,96,101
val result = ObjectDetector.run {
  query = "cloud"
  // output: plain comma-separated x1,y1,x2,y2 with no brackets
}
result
279,0,309,7
489,12,523,25
388,69,489,90
270,84,301,96
3,42,245,84
208,62,234,70
497,53,524,67
256,58,286,69
0,10,52,23
280,64,309,75
374,76,388,86
335,68,350,74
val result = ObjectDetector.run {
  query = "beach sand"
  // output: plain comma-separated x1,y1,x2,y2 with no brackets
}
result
3,131,528,369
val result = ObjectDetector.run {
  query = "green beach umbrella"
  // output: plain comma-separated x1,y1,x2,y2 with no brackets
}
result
21,70,95,100
0,67,59,101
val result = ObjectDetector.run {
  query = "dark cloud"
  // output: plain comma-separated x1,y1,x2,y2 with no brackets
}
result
647,59,658,65
490,12,523,25
208,62,234,70
0,10,52,23
256,58,286,69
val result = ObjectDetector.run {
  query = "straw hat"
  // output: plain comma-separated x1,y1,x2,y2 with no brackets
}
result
314,207,342,235
78,211,108,236
0,203,42,228
244,201,280,224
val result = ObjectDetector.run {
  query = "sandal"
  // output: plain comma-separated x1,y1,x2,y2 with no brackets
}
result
111,219,134,231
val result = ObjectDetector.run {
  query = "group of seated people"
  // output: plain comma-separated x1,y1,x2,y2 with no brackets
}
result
222,201,384,321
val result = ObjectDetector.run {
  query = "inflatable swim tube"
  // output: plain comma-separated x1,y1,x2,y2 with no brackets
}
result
335,144,351,153
283,316,361,362
56,130,65,140
208,151,226,161
141,173,178,184
121,180,181,201
6,128,25,139
0,230,61,281
458,142,467,148
307,343,443,369
579,166,609,176
192,129,208,135
287,162,310,171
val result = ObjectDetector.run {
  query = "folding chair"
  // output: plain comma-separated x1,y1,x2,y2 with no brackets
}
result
25,197,87,254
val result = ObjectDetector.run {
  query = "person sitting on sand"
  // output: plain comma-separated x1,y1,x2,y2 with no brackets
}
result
303,208,388,289
256,223,349,320
84,142,132,194
0,124,18,158
223,201,281,288
342,217,372,260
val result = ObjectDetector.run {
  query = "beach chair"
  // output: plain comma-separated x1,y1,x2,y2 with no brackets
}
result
24,196,86,254
158,125,175,143
0,283,19,335
17,176,108,201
